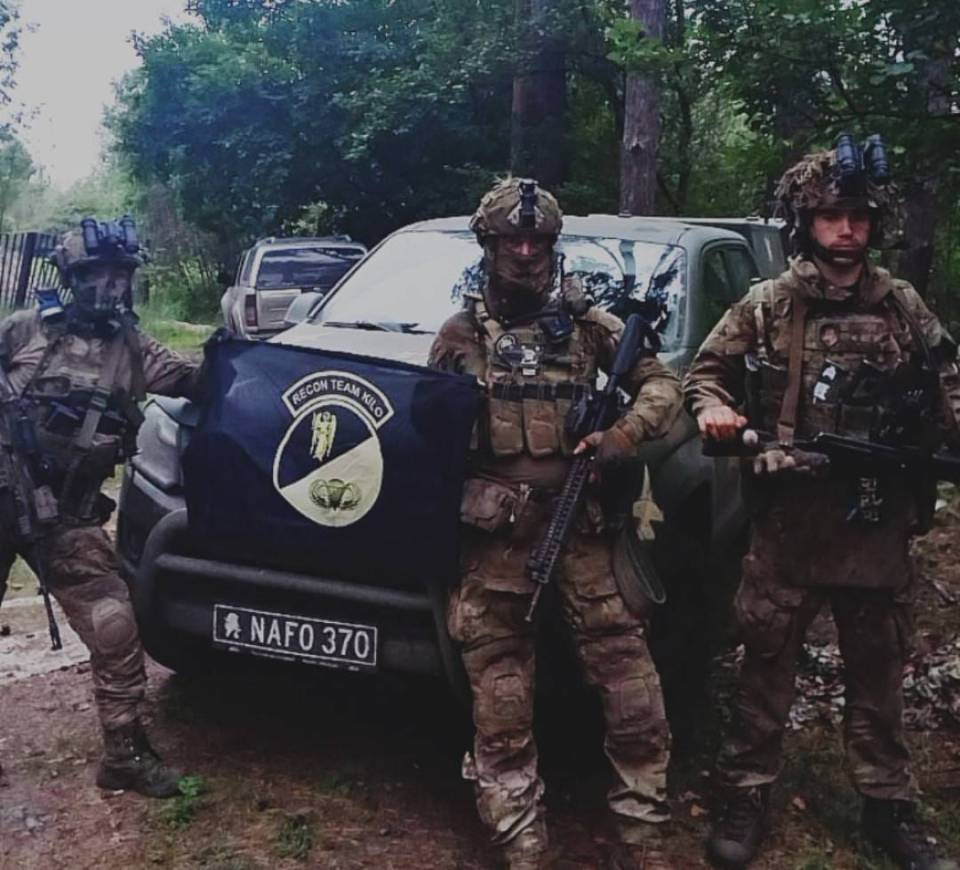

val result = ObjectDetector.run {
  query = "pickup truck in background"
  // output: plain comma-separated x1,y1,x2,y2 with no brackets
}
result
220,235,367,340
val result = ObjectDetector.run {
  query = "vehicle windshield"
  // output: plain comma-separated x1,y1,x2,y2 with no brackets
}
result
256,247,364,291
314,230,687,350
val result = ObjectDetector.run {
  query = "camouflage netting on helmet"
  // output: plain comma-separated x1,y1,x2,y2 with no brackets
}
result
469,177,563,240
775,150,903,250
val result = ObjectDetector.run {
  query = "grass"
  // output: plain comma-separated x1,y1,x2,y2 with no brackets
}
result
193,844,258,870
275,812,316,861
3,557,38,599
158,774,209,829
137,301,216,353
2,299,215,353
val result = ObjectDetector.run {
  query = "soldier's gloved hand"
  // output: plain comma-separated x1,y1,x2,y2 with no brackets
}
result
698,405,748,442
574,426,635,466
751,447,797,475
751,445,829,476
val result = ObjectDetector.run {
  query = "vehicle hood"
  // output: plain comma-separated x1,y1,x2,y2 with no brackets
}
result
273,322,435,366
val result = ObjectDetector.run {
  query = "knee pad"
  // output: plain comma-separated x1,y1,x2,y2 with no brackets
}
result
470,654,534,733
90,597,139,658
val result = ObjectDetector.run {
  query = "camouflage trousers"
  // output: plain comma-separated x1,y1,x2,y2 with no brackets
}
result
449,523,671,848
1,523,146,731
716,529,916,800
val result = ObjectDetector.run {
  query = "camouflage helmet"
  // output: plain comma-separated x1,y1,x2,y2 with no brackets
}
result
469,178,563,243
775,147,902,250
50,216,144,279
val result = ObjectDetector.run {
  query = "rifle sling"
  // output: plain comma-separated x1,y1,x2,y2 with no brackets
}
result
777,293,808,444
888,287,936,370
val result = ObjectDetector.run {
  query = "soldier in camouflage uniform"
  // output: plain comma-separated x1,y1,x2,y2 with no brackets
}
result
0,218,204,798
429,179,682,870
683,141,960,869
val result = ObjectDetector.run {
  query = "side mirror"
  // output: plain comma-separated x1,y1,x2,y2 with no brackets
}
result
284,290,327,327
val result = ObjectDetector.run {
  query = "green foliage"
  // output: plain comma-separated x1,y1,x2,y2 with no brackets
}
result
607,20,681,77
0,132,33,229
139,258,222,325
159,774,208,829
274,812,316,861
137,301,215,350
92,0,960,307
0,1,22,131
110,0,517,249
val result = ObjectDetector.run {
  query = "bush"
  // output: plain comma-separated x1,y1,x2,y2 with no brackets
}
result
138,257,222,323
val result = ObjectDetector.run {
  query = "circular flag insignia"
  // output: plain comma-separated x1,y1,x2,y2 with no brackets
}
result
272,370,395,528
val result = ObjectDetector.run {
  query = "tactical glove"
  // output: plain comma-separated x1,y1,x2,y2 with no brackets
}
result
575,425,636,466
751,445,829,476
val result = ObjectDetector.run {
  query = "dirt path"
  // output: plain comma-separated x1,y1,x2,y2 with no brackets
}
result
2,498,959,869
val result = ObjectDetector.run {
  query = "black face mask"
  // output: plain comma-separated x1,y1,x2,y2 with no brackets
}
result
482,240,554,320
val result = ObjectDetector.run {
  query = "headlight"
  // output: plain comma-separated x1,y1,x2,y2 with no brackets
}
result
132,402,184,492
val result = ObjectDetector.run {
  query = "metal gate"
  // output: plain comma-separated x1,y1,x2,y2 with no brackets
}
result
0,232,61,309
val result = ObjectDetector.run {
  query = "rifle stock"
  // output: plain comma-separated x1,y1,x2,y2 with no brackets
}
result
0,366,62,650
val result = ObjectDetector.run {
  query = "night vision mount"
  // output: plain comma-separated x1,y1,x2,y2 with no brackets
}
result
518,180,539,230
834,132,891,197
80,215,141,258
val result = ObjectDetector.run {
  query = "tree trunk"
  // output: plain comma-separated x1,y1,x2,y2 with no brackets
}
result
510,0,567,188
896,46,952,297
898,175,939,297
620,0,666,215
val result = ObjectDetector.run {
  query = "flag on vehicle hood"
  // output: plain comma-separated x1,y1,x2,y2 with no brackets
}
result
182,337,481,584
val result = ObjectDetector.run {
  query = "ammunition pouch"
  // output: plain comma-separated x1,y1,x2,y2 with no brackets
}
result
460,477,526,533
59,489,116,527
487,382,591,458
40,400,128,439
56,440,121,524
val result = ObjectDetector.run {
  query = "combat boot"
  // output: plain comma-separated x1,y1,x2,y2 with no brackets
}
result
501,819,547,870
861,798,958,870
706,784,770,868
96,720,182,798
609,821,673,869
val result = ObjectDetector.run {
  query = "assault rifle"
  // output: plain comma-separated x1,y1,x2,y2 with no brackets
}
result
0,364,62,650
525,313,648,621
703,428,960,484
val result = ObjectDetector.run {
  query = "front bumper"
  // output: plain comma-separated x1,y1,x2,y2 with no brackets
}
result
118,466,465,692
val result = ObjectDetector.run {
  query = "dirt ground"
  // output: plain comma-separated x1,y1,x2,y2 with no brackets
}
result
1,492,959,869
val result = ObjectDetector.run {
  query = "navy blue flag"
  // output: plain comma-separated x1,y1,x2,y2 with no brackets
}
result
182,338,481,585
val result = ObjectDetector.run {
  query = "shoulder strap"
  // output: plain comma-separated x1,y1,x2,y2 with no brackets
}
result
72,330,128,452
22,322,67,397
887,286,935,369
122,320,147,402
777,292,809,444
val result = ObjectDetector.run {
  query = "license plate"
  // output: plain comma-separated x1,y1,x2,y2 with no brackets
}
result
212,604,378,670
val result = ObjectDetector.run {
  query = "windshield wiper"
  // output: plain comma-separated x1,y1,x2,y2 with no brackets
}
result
323,320,429,334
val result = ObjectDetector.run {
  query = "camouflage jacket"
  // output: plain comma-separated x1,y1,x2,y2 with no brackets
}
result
0,308,203,513
684,257,960,445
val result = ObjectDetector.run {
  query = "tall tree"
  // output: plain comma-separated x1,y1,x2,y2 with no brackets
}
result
620,0,667,214
696,0,960,294
0,134,32,230
511,0,568,186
